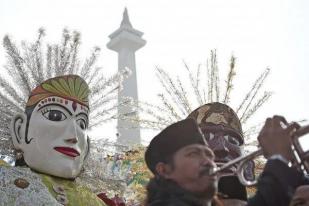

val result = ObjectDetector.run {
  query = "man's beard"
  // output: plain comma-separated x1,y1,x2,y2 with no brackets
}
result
195,166,218,199
195,180,218,200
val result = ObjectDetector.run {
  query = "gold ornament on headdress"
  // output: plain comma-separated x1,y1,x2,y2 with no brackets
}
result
188,102,243,139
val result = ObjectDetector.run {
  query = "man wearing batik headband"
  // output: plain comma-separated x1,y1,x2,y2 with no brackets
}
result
187,102,253,201
6,75,106,206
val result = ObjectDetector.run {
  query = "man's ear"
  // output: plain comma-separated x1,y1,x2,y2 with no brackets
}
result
155,162,173,178
10,113,27,150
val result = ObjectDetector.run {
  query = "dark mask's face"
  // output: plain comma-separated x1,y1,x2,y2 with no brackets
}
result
202,124,254,200
202,124,242,176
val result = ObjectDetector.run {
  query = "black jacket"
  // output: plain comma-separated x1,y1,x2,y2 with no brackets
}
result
248,159,308,206
145,177,216,206
145,159,308,206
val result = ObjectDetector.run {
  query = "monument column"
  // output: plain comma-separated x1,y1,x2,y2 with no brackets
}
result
107,8,146,145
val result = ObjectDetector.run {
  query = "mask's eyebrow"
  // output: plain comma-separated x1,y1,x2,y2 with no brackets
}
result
37,103,73,116
76,112,89,122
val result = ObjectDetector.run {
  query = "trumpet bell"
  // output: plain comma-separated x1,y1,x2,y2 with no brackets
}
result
211,149,264,187
236,149,263,187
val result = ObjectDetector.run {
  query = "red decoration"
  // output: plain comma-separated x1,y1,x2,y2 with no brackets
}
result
97,193,125,206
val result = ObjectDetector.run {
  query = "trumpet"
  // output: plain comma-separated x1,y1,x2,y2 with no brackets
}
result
210,124,309,187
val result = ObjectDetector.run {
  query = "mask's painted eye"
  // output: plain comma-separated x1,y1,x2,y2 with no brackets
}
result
227,136,240,146
77,119,87,130
43,110,67,121
205,132,215,141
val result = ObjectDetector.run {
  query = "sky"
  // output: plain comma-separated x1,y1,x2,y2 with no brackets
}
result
1,0,309,145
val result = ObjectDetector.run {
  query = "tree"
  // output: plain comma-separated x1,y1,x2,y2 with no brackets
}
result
125,50,272,145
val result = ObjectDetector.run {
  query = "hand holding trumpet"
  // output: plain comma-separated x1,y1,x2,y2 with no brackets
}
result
289,185,309,206
258,115,301,162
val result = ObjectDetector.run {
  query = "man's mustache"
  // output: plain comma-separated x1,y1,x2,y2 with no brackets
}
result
199,165,216,177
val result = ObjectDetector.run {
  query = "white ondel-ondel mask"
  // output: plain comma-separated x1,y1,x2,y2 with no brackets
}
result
10,75,90,179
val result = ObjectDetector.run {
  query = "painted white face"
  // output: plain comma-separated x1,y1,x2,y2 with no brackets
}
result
12,96,89,179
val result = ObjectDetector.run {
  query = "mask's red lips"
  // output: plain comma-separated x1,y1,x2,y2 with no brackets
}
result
54,147,80,157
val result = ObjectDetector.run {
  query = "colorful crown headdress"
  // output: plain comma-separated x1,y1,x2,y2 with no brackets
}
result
27,75,90,108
